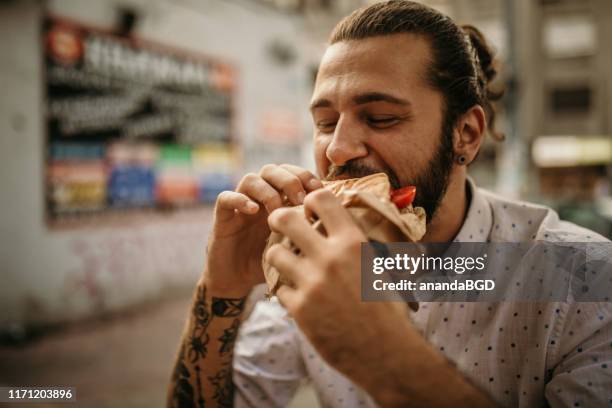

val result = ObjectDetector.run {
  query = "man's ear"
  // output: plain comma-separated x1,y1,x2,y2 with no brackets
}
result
452,105,486,164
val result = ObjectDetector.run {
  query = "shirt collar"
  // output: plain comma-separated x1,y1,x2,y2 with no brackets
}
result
453,177,492,242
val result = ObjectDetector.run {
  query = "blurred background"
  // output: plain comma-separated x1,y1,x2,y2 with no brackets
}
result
0,0,611,406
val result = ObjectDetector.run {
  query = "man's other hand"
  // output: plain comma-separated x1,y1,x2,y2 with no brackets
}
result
204,164,323,298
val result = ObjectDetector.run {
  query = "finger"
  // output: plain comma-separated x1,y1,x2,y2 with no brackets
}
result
275,284,300,312
260,164,307,206
303,189,357,236
237,173,284,213
265,243,306,286
215,191,260,222
268,208,323,256
279,164,323,192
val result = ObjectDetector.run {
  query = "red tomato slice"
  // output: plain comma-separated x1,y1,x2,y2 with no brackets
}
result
390,186,416,209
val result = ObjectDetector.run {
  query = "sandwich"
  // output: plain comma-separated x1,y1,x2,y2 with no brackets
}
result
262,173,426,298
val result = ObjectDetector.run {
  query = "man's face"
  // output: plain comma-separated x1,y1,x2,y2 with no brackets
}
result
310,33,453,220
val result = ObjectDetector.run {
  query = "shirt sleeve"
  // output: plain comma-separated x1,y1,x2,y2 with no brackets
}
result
544,301,612,407
233,297,306,408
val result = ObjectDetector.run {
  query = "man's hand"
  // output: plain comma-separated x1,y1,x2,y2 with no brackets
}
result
264,188,411,376
168,164,323,408
205,164,322,297
265,189,495,407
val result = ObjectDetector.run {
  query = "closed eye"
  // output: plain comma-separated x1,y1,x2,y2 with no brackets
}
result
366,116,401,129
316,121,337,132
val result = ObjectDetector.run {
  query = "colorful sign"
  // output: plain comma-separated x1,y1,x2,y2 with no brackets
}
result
43,16,238,220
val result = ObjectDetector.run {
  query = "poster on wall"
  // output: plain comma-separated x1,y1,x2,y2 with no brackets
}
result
43,16,239,222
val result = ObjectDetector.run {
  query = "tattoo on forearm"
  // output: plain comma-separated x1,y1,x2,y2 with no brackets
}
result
218,319,240,355
212,297,246,317
168,283,247,407
169,345,195,408
209,367,234,408
195,365,204,408
193,285,212,329
189,285,212,363
188,332,209,363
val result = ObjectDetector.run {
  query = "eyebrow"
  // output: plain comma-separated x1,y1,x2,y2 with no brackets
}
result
309,92,411,111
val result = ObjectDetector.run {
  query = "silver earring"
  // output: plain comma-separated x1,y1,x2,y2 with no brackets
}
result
456,154,468,165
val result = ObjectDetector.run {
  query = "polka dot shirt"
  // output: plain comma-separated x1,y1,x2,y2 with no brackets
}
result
233,179,612,407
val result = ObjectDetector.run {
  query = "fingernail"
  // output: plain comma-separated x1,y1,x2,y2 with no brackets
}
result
296,191,305,204
308,179,321,190
246,201,259,211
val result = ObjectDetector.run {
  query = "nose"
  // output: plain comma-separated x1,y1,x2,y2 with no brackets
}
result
325,116,368,166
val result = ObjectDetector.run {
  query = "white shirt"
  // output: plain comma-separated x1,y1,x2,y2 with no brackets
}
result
232,179,612,407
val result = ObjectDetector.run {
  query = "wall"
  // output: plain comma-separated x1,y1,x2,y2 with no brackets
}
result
0,0,310,332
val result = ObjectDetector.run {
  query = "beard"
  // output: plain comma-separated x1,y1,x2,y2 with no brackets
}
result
324,127,454,223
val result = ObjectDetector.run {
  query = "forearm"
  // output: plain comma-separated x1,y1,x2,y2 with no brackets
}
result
167,278,248,408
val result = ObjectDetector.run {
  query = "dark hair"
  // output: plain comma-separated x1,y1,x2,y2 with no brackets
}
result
329,0,505,142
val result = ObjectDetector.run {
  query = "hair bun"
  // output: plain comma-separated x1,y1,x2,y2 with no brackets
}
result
461,24,505,140
461,24,497,84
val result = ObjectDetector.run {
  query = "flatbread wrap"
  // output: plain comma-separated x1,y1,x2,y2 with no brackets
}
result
262,173,426,305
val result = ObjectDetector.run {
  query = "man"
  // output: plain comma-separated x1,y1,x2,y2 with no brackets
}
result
168,1,612,407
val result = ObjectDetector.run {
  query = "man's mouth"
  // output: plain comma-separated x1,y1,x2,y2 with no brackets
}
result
325,162,401,189
325,163,379,182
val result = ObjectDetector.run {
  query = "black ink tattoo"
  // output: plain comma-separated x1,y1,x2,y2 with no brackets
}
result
169,345,195,408
208,368,234,408
189,285,212,364
218,319,240,355
193,285,212,328
195,365,204,408
212,296,246,317
171,285,246,407
188,332,209,363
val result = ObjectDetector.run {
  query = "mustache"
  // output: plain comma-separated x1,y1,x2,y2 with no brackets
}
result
325,160,401,189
